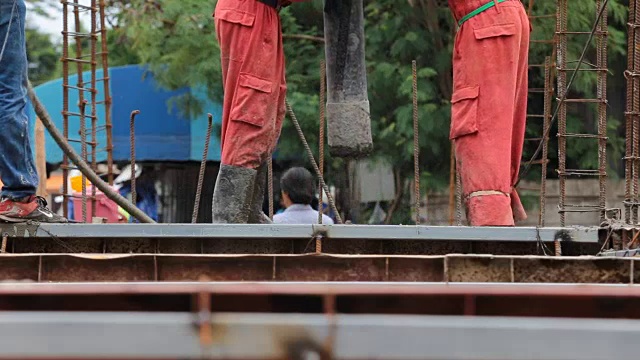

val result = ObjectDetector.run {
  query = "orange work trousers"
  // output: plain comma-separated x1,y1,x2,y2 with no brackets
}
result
448,0,530,226
214,0,287,169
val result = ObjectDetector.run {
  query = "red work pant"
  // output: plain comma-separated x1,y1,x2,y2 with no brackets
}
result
214,0,287,169
448,0,530,226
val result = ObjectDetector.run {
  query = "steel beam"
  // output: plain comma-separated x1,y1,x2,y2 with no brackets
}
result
0,312,638,359
0,224,600,242
0,224,602,255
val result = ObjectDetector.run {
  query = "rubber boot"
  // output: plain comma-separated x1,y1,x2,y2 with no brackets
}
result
211,164,257,224
248,162,272,224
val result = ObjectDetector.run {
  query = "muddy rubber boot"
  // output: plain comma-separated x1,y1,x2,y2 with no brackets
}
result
248,162,272,224
211,164,257,224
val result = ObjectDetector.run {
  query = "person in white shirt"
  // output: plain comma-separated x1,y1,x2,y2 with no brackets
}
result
273,167,334,225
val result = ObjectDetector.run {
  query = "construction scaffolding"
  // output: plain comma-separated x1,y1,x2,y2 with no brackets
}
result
61,0,114,222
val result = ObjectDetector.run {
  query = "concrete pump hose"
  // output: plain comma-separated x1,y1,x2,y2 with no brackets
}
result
27,81,156,224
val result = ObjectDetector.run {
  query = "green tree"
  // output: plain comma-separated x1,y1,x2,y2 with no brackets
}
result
25,27,59,85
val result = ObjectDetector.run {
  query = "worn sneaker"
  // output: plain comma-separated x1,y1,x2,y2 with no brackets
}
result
0,196,68,223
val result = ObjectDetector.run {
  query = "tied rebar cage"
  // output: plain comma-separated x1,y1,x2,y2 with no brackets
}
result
555,0,609,227
61,0,114,222
523,0,557,227
624,0,640,225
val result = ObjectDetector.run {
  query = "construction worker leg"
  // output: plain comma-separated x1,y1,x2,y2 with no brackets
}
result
510,9,531,222
450,1,529,226
212,0,284,223
215,0,285,169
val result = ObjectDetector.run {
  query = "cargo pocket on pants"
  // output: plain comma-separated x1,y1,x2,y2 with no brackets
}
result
230,73,274,127
450,85,479,140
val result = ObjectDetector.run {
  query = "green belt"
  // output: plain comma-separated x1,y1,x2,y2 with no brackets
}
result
458,0,508,26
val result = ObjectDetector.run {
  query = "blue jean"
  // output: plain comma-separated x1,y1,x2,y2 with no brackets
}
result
0,0,38,200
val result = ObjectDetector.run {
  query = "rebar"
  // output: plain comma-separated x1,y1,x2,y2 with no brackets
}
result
448,147,455,225
524,1,556,227
319,60,326,225
557,0,568,227
596,0,609,224
90,0,98,218
540,56,553,227
98,0,114,186
130,110,140,209
192,114,213,224
61,0,70,219
456,168,463,226
625,0,640,225
285,99,343,224
61,0,114,221
80,100,88,223
555,0,609,226
412,60,421,225
268,158,274,220
29,82,155,223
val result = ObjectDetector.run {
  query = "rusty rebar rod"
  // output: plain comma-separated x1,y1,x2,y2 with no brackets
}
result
192,114,213,224
130,110,140,209
625,0,640,225
90,0,98,218
61,0,70,219
318,60,326,226
557,0,568,226
412,60,420,225
98,0,114,186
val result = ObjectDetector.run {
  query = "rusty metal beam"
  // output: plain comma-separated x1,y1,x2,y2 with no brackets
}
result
0,254,635,284
0,282,640,318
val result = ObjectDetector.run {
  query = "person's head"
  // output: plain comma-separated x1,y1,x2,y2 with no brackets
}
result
280,167,315,207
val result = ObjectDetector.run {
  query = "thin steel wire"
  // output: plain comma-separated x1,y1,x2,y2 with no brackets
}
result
285,100,343,224
412,60,421,225
192,114,213,224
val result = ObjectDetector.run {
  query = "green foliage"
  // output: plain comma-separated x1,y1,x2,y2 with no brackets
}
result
25,27,59,85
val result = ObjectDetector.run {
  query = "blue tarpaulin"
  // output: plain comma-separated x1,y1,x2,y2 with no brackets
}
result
27,65,223,163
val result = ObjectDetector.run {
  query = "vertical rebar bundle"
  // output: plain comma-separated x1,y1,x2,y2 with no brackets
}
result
556,0,609,226
524,0,557,227
61,0,114,222
625,0,640,225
